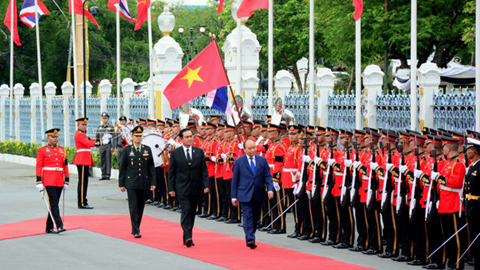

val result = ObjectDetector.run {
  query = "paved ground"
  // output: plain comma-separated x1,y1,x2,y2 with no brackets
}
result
0,161,473,270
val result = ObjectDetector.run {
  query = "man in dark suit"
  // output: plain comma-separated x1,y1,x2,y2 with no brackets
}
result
465,137,480,270
231,139,274,249
168,128,209,247
119,126,156,238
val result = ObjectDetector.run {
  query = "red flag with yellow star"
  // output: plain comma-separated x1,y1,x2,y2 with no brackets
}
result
163,40,229,110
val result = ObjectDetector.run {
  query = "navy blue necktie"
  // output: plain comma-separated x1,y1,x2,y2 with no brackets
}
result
250,157,255,175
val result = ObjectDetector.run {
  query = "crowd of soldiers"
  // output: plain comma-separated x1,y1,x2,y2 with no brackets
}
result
113,114,479,270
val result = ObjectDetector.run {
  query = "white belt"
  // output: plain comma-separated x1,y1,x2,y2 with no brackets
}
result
334,172,343,176
283,168,298,173
440,185,462,193
268,164,275,168
379,176,385,181
361,176,369,180
77,149,91,153
43,167,64,171
395,179,401,183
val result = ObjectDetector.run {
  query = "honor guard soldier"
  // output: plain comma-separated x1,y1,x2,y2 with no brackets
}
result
137,118,147,128
36,128,69,234
464,137,480,270
96,112,115,181
222,124,243,224
264,124,287,234
119,126,156,238
156,119,165,134
215,123,229,222
74,118,104,209
188,120,203,148
202,122,220,219
115,116,130,170
252,120,263,142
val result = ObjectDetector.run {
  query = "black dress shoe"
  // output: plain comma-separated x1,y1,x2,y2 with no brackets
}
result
407,259,426,266
258,227,270,232
237,223,243,227
134,233,141,238
297,235,311,241
391,255,412,262
246,240,257,249
45,229,59,234
308,237,321,243
377,252,392,258
466,259,474,266
320,240,336,246
78,205,94,209
206,215,219,220
348,246,365,252
156,203,165,208
99,177,106,181
268,229,286,234
170,206,179,211
198,213,209,218
216,217,227,222
151,201,159,206
57,227,66,233
225,219,240,224
164,205,172,210
176,208,182,213
287,232,300,238
185,238,193,247
422,263,444,269
332,243,349,249
145,199,153,204
362,249,379,255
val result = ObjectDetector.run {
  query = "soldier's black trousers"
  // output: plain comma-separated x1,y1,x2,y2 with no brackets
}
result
354,203,368,249
325,196,341,243
76,165,89,207
45,186,64,230
126,188,148,234
381,202,399,256
366,201,382,252
440,212,466,270
311,194,327,240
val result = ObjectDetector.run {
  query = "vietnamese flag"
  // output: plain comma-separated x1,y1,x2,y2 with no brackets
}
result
69,0,101,30
134,0,150,31
237,0,268,18
4,0,21,46
352,0,363,21
163,41,230,110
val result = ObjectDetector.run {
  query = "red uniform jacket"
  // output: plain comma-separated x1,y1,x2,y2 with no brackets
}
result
73,130,99,166
36,145,70,187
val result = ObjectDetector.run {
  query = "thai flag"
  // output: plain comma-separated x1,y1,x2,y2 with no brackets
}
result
108,0,137,23
19,0,49,28
206,86,232,116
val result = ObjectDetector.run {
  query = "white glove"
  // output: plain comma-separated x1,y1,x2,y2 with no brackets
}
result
370,162,378,170
314,157,322,164
328,159,335,166
386,163,394,171
102,138,110,144
102,134,112,140
273,182,281,191
399,165,408,173
431,172,440,181
414,169,423,179
175,142,182,148
168,138,175,145
211,156,217,162
344,159,352,167
353,161,362,169
221,154,227,160
292,183,298,194
63,184,69,191
238,143,244,150
302,155,311,163
36,183,44,192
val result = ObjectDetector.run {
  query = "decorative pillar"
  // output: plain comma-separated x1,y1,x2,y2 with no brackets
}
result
296,57,309,90
0,84,9,141
417,62,440,131
44,82,56,130
362,65,384,128
13,83,25,141
98,79,112,114
316,68,335,126
274,70,293,102
30,83,41,143
62,81,74,147
121,78,136,118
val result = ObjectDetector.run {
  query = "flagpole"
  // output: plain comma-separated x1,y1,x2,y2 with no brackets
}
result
476,0,480,132
116,3,121,120
410,0,417,130
267,0,273,115
9,0,14,140
355,18,361,129
236,19,242,101
308,0,314,126
71,0,79,121
147,7,154,119
35,0,46,138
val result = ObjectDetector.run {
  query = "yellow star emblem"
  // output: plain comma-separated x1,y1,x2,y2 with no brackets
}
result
180,66,204,88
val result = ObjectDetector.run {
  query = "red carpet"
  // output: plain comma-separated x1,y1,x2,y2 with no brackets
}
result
0,215,374,270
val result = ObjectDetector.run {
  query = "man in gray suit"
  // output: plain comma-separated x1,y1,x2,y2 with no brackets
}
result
168,128,209,247
96,112,115,180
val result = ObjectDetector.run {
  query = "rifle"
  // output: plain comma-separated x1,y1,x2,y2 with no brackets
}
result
350,135,361,206
381,133,391,211
366,131,377,210
340,135,352,206
322,134,335,204
296,134,310,197
395,138,406,214
425,136,438,222
459,134,468,218
311,133,321,199
409,135,419,220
